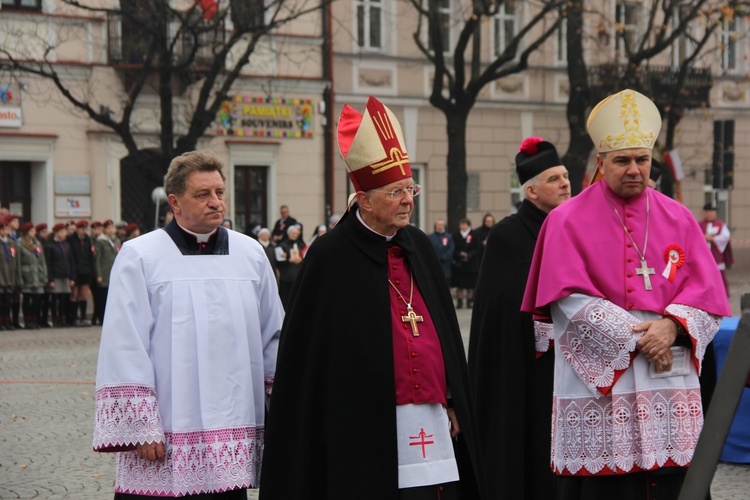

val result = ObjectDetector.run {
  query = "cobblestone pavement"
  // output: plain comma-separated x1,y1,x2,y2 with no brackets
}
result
2,277,750,499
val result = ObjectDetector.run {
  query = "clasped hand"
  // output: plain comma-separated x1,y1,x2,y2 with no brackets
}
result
633,318,679,373
136,441,165,461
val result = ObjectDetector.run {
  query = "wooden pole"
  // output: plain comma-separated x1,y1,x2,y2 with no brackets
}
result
679,294,750,499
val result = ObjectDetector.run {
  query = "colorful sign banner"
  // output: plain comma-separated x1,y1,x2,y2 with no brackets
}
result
217,96,314,139
0,106,22,128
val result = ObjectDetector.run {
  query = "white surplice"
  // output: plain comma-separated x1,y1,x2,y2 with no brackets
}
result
549,293,720,476
93,228,283,497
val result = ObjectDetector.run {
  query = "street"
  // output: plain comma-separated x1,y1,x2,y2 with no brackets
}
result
2,302,750,499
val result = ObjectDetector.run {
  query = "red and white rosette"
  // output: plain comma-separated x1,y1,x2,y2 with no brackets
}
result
662,244,685,282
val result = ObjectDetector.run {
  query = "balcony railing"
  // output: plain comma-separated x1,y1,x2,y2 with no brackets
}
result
589,64,713,109
107,12,225,68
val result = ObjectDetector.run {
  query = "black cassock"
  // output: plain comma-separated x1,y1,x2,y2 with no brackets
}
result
468,199,557,500
260,207,486,500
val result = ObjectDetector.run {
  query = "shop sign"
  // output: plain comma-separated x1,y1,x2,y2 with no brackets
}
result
0,107,22,128
55,196,92,217
217,96,314,139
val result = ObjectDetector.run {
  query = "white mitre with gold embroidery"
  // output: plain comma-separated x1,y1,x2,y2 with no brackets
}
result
587,89,662,153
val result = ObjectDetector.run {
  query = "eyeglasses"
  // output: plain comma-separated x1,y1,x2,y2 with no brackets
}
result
372,184,422,200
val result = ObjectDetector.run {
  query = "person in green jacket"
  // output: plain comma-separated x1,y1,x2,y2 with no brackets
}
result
18,222,48,329
0,216,19,330
94,219,120,322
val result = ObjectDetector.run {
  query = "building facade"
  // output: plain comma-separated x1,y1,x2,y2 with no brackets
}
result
330,0,750,242
0,0,330,234
2,0,750,246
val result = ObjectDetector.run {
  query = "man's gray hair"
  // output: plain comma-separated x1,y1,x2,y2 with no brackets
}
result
520,173,541,198
165,150,226,196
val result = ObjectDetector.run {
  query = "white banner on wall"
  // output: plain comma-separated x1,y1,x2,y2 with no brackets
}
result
55,196,91,217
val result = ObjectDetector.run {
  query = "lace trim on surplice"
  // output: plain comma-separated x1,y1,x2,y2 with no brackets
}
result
93,384,164,451
552,387,702,475
114,426,264,496
665,304,722,374
559,298,641,395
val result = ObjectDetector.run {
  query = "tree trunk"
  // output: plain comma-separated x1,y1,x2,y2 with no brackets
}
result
445,109,469,232
562,0,593,195
658,106,681,199
120,150,171,231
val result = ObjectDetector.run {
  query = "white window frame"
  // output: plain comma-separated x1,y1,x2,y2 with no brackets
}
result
354,0,384,52
555,10,567,66
424,0,453,55
510,170,522,212
410,163,426,230
493,0,521,58
670,5,696,67
614,0,641,63
719,17,739,73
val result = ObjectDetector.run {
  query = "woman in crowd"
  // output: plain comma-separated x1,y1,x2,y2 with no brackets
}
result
35,223,52,328
452,218,481,309
276,224,305,308
257,228,278,283
18,222,47,329
304,224,327,254
46,223,76,328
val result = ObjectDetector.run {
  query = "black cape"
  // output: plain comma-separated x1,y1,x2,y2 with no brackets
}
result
260,208,485,500
467,199,556,499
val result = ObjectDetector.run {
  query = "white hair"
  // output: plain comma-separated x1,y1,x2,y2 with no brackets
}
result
520,173,542,199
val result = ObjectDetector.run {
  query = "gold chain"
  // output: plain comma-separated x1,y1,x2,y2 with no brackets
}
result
388,268,414,308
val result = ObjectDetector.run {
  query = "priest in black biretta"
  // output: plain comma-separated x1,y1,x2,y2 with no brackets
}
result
468,136,571,499
515,138,563,184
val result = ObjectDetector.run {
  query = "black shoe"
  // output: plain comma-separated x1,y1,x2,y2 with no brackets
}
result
39,322,51,328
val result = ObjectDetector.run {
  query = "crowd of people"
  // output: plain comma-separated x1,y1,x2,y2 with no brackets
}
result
0,214,147,329
2,90,730,500
428,213,496,310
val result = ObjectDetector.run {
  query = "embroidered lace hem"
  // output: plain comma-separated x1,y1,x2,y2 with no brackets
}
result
534,321,554,353
115,426,264,496
552,388,702,475
93,384,164,451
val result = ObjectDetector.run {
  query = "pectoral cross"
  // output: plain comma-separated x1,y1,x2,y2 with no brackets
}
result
402,305,424,337
635,259,655,291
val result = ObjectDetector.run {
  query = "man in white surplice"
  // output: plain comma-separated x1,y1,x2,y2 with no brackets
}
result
93,150,284,499
522,90,731,500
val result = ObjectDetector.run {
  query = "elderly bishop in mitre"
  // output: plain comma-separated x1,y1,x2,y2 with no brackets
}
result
260,96,485,499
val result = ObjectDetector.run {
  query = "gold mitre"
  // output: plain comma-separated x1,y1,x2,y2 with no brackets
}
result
587,89,662,153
